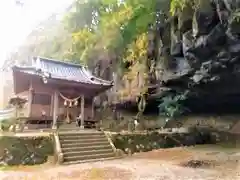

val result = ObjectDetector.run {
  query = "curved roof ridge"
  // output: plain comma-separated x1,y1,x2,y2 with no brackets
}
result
35,56,87,68
12,65,36,71
13,57,113,87
81,67,113,85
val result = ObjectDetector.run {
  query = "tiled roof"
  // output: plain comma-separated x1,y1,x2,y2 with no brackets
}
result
13,57,113,86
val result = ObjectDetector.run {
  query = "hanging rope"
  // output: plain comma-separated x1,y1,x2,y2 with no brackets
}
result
59,93,81,102
59,92,81,107
134,93,147,125
59,92,82,123
138,94,147,113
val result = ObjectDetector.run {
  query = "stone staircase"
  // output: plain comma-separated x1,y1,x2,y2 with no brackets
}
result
57,131,117,165
57,120,96,129
229,120,240,134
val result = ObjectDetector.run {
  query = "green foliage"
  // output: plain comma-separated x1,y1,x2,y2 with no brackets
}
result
57,0,165,76
9,96,27,109
4,0,172,103
0,118,16,131
64,0,101,32
0,136,53,166
170,0,195,16
4,0,170,73
118,0,156,50
232,10,240,23
158,91,190,118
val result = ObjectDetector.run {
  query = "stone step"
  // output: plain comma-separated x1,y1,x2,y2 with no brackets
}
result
58,123,75,126
64,149,114,157
60,138,108,144
61,141,110,148
59,129,104,135
58,123,97,128
63,152,115,163
58,131,103,136
59,136,106,141
62,144,113,153
59,126,96,130
58,122,96,124
59,134,106,140
62,156,118,165
59,131,103,134
58,128,84,131
57,129,118,165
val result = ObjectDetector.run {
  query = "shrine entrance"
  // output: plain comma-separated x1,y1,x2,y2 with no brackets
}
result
54,92,85,129
12,57,113,131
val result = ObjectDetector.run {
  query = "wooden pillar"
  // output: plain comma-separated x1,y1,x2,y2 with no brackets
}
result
50,95,54,116
112,72,118,104
52,91,59,129
28,85,33,117
91,97,95,119
80,95,85,129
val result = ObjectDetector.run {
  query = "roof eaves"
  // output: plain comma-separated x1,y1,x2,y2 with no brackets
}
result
47,76,113,88
36,56,88,68
13,66,113,87
13,59,114,87
81,67,113,86
12,65,36,72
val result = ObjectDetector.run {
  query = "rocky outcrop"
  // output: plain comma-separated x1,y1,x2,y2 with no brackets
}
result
159,0,240,113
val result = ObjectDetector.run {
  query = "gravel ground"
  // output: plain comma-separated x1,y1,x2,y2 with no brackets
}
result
0,159,213,180
1,147,240,180
1,158,238,180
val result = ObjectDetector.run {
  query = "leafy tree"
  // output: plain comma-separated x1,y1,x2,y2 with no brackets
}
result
4,0,173,112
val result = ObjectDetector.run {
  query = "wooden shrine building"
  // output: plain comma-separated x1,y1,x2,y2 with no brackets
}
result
12,57,113,129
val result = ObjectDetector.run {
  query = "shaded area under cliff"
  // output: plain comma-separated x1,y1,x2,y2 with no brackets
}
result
151,0,240,115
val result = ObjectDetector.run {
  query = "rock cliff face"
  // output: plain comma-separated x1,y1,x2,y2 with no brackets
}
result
160,0,240,113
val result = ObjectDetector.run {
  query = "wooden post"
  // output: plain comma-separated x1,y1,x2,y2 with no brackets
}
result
52,91,59,129
112,72,118,104
91,97,95,119
50,95,54,116
80,95,85,129
28,83,33,117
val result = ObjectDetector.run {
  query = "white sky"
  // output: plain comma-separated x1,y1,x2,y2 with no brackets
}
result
0,0,73,67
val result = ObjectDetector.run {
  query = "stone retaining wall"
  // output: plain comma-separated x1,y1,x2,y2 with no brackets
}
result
110,129,216,155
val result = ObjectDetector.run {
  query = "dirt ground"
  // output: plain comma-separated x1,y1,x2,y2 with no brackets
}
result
1,145,240,180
